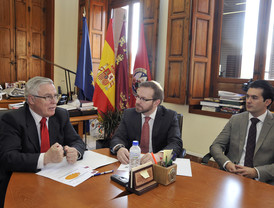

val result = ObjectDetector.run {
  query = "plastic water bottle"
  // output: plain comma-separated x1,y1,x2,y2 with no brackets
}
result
129,140,141,170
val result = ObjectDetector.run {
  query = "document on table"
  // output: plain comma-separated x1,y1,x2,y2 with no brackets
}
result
77,151,118,169
174,158,192,177
36,151,118,187
36,161,95,187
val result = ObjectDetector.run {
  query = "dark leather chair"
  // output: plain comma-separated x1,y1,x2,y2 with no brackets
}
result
177,113,186,158
0,110,12,208
201,146,229,165
201,152,212,165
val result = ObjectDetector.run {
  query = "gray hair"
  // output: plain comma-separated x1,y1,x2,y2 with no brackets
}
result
139,81,164,104
25,76,54,102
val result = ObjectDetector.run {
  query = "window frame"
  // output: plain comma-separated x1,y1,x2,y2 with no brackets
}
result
211,0,274,98
109,0,140,75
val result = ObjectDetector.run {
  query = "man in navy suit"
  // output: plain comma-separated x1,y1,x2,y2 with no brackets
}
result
110,81,182,164
0,76,85,207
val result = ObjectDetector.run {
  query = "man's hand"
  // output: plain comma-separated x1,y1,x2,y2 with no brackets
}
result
64,146,78,164
234,165,258,179
225,162,237,173
44,143,64,165
117,147,129,164
140,152,163,164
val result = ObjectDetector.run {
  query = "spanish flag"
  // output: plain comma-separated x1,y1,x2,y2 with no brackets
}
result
93,19,115,114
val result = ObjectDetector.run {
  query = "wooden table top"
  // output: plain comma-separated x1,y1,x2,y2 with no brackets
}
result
5,149,274,208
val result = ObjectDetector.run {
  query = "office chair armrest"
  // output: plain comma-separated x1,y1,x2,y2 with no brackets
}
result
201,153,212,165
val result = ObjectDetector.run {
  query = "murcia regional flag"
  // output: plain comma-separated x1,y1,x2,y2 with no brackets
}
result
93,19,115,114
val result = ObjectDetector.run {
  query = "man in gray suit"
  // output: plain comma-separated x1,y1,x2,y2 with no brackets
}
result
210,80,274,184
110,81,182,165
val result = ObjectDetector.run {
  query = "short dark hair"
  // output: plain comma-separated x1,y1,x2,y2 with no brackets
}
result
248,80,274,107
139,81,164,104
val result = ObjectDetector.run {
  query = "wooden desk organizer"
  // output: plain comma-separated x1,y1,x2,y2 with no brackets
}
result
153,163,177,185
127,161,158,195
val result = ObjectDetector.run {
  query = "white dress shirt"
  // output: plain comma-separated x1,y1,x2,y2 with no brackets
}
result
29,108,49,169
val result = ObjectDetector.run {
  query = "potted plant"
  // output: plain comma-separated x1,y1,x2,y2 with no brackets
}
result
96,108,123,148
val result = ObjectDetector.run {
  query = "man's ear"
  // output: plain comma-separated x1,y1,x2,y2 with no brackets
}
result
28,95,35,104
265,99,272,108
154,99,161,106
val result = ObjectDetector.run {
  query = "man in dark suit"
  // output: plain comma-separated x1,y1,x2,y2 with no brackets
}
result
110,81,182,164
0,76,85,207
210,80,274,185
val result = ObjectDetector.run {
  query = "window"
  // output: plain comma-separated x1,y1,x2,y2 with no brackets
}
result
218,0,274,80
210,0,274,103
111,1,140,74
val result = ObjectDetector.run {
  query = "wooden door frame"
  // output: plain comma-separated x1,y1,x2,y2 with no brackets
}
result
44,0,54,80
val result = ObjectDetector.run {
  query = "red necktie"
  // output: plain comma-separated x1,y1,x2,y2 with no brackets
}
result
140,116,151,153
244,118,260,167
40,117,50,153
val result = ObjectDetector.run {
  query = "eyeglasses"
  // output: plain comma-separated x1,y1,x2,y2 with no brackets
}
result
32,94,59,102
134,94,155,102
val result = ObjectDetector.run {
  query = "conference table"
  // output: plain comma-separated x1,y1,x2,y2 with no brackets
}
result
5,149,274,208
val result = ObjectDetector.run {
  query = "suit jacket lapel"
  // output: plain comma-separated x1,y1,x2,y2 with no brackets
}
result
49,116,59,145
238,112,249,156
255,111,274,154
25,107,40,152
151,107,162,148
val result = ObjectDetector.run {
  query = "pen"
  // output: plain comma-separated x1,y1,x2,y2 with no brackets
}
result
93,170,114,176
151,152,157,164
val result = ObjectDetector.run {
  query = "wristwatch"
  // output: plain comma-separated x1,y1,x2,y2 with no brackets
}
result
112,144,125,154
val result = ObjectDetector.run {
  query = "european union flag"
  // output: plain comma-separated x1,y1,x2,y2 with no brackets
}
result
75,17,94,101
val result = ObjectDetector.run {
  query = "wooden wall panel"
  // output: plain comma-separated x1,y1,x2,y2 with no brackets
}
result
140,0,159,79
197,0,209,14
164,0,190,104
166,61,182,98
92,34,102,59
172,0,185,13
188,0,215,105
192,62,206,98
93,5,103,31
0,0,14,84
0,29,11,55
78,0,107,81
195,19,208,57
90,1,106,79
29,0,45,80
170,19,184,56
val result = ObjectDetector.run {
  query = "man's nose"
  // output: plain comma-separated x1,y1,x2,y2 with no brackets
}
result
246,97,251,102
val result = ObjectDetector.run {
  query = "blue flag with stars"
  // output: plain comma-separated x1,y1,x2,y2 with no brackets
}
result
75,16,94,101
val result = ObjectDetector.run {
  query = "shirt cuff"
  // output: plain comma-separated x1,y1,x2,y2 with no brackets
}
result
77,150,82,160
37,153,45,169
254,167,260,180
111,144,125,154
223,160,230,170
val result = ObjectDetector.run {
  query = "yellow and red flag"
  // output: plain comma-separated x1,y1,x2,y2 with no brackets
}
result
93,19,115,114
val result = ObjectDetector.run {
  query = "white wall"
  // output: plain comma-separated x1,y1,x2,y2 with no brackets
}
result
54,0,79,94
54,0,229,157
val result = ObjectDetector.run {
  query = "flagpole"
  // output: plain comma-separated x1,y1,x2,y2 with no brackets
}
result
83,7,86,17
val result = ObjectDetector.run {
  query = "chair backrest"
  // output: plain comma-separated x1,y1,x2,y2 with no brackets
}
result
177,113,183,135
177,113,186,158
